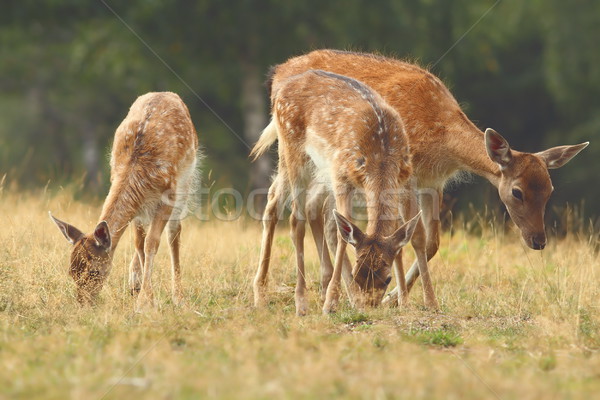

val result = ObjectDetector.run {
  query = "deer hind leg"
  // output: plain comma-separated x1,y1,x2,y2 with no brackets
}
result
135,202,173,313
290,186,308,316
253,174,285,308
323,186,352,314
129,221,145,296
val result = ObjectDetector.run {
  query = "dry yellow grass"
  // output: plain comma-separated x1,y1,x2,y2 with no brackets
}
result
1,188,599,399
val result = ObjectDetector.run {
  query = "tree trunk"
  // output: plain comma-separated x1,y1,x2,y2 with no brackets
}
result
82,121,101,192
241,60,271,210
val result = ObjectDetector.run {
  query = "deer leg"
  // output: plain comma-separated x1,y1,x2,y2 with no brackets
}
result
409,190,441,292
392,248,408,307
385,189,442,303
411,218,439,309
167,219,183,306
290,187,308,316
129,221,145,296
167,173,193,306
322,197,354,292
406,192,439,309
307,187,335,302
323,189,351,314
135,203,173,312
253,175,285,308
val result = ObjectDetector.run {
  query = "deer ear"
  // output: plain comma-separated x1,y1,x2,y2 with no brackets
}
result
93,221,111,251
485,128,513,168
49,212,84,245
536,142,589,169
387,212,421,254
332,210,364,247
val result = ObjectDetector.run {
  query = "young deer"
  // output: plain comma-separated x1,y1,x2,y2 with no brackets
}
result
268,49,589,305
251,69,434,315
50,92,199,311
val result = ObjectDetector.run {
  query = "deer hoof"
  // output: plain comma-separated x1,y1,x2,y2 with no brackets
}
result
296,298,308,316
425,298,440,311
135,293,155,313
322,300,337,315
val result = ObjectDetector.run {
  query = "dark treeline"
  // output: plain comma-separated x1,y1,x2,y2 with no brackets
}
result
1,1,599,224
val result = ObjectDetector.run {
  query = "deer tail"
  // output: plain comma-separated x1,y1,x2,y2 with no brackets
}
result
249,119,278,161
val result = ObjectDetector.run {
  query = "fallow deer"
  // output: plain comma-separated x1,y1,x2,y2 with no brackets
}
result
267,49,589,306
251,69,435,315
50,92,199,311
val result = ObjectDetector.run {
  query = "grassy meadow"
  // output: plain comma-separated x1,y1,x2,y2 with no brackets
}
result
1,187,599,399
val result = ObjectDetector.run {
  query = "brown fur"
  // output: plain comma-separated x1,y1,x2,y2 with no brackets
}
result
51,92,199,310
252,70,436,314
268,49,588,303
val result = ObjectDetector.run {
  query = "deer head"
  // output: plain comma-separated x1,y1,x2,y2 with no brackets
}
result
485,128,588,250
333,210,420,308
49,212,112,304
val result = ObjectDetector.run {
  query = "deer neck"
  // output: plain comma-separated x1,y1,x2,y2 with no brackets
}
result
446,124,502,188
364,185,402,237
98,177,141,251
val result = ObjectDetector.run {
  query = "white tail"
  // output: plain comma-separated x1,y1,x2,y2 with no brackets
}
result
50,92,200,310
249,119,278,160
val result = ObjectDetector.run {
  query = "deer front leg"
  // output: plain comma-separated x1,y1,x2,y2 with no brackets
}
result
406,191,439,309
306,187,335,302
385,189,442,304
407,189,442,292
322,197,354,295
129,221,145,296
308,211,334,302
290,188,308,316
323,190,351,314
135,203,173,313
323,233,348,314
253,175,284,308
411,219,439,309
392,248,408,307
167,176,193,306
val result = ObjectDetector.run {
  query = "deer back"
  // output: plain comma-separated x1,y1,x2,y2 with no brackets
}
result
102,92,198,224
269,50,477,184
273,70,411,196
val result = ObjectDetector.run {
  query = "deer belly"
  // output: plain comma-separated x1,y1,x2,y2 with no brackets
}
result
305,144,333,191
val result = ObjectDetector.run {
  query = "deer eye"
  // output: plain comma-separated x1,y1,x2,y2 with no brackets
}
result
385,276,392,286
512,188,523,201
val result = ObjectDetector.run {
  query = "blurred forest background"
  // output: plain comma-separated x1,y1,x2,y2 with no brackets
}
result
1,0,599,226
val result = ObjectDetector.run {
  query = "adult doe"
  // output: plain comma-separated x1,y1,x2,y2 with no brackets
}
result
251,70,435,315
51,92,199,311
268,49,589,304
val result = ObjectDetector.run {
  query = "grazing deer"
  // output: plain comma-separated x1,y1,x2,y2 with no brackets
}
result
50,92,199,311
267,49,589,305
251,69,435,315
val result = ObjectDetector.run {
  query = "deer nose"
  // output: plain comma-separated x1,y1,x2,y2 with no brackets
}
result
532,236,546,250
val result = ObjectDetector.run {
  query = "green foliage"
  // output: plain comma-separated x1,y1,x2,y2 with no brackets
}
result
578,307,600,348
0,1,598,218
334,309,371,325
407,325,464,348
539,352,557,372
